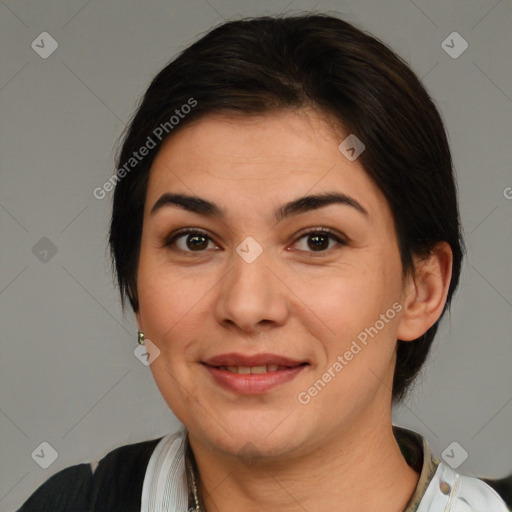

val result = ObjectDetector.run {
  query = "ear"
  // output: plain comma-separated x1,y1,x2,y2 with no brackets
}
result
397,242,453,342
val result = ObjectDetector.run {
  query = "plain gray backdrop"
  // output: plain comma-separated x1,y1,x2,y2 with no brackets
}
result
1,0,511,510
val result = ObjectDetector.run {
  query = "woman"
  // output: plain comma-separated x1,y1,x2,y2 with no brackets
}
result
17,13,509,512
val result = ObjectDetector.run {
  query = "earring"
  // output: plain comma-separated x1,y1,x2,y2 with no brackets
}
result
137,330,145,345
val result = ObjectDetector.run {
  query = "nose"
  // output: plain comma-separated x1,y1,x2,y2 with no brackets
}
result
213,246,289,335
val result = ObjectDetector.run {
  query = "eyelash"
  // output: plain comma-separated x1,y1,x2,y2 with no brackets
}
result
163,227,347,255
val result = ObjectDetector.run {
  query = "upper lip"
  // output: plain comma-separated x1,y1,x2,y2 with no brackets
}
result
203,352,308,367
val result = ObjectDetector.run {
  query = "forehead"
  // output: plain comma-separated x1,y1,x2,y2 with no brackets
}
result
145,110,388,221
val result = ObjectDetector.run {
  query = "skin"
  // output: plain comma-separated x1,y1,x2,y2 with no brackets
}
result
135,108,452,512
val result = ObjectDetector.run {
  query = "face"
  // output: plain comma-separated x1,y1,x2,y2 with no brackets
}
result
136,109,408,460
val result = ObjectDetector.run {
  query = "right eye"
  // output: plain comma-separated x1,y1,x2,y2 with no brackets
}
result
164,229,220,252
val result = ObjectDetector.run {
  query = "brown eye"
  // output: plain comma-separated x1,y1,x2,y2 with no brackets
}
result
306,233,330,251
294,229,346,253
165,229,218,252
183,233,209,251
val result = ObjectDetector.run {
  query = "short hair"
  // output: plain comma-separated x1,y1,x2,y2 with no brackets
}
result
109,14,464,403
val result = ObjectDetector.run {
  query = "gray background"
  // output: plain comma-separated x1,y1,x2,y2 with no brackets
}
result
1,0,511,510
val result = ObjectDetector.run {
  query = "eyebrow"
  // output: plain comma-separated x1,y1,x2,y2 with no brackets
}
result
150,191,368,222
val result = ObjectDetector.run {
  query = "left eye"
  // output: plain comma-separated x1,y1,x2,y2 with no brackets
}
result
294,229,346,252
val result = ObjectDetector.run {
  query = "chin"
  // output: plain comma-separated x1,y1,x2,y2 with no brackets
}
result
190,412,312,461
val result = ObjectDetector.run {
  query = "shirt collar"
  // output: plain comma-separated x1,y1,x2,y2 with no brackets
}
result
393,425,440,512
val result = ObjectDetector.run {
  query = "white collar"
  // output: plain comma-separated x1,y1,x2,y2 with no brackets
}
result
417,462,508,512
141,429,189,512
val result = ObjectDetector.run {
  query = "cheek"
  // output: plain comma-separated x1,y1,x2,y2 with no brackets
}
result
301,258,402,386
138,247,202,323
299,271,401,411
310,264,400,335
138,266,209,413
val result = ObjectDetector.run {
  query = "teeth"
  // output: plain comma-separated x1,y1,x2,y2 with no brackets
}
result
223,365,282,374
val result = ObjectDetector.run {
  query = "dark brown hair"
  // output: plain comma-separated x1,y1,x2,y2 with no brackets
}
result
109,14,464,403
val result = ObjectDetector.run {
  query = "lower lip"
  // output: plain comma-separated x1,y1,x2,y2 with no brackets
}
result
203,364,307,394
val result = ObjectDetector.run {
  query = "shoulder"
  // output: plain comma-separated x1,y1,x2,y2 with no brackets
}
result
88,436,163,510
16,437,163,512
455,472,511,511
16,462,94,512
418,462,510,512
481,475,512,510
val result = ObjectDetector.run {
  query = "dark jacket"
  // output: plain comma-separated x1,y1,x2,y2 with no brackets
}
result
17,437,162,512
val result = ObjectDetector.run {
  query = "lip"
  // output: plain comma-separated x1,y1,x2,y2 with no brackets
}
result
202,352,309,395
203,352,306,367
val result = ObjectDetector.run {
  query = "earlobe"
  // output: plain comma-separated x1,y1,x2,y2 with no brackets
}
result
397,242,453,342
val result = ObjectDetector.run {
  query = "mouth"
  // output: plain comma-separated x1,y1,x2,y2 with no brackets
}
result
201,353,309,394
203,352,307,368
206,363,303,374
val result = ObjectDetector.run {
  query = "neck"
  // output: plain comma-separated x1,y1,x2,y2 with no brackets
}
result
188,411,419,512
